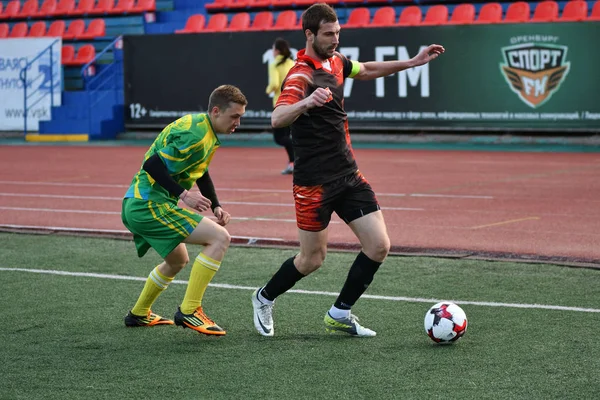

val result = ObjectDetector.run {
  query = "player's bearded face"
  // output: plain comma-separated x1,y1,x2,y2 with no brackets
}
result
313,21,340,59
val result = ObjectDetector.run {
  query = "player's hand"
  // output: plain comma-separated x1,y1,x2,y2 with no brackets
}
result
306,87,332,109
180,190,211,212
213,206,231,226
411,44,445,67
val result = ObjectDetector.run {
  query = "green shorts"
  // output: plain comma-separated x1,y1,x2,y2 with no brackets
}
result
121,197,203,258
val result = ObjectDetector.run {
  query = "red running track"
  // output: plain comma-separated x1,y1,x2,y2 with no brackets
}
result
1,145,599,265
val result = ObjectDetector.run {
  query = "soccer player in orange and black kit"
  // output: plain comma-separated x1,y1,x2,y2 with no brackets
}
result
251,3,445,337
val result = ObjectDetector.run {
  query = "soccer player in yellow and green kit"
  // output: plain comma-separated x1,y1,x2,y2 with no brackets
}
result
122,85,247,336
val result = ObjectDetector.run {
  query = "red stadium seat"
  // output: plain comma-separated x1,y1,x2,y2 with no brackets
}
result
344,8,370,28
228,0,251,9
64,44,95,66
370,7,395,27
590,1,600,21
0,23,9,38
532,0,558,22
28,21,47,37
248,11,274,31
225,12,250,31
18,0,39,18
46,20,66,37
559,0,587,21
0,3,2,18
175,14,205,33
272,0,294,8
78,19,105,39
52,0,74,16
269,10,297,31
9,22,28,37
92,0,115,14
70,0,94,15
448,3,475,24
132,0,156,13
63,19,85,39
421,5,448,25
474,2,502,24
2,1,21,19
201,13,227,32
205,0,230,12
110,0,134,14
62,45,75,64
503,1,531,23
36,0,57,17
397,5,422,26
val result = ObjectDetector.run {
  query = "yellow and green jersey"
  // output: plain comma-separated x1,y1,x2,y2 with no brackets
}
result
124,113,220,203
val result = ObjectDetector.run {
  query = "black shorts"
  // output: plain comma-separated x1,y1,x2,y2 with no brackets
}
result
293,171,380,232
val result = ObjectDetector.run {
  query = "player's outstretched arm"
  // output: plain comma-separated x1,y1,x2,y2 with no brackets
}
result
352,44,445,81
271,87,332,128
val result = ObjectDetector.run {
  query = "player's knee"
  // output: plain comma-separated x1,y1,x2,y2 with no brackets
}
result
214,226,231,253
366,237,390,262
167,256,189,272
297,247,327,273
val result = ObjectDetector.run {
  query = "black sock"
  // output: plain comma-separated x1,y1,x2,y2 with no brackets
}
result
261,257,304,301
334,252,382,310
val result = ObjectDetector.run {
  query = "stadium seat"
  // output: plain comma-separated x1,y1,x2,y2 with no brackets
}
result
64,44,95,66
1,1,20,19
271,0,295,8
52,0,74,16
205,0,230,12
9,22,28,37
175,14,205,33
63,19,85,39
532,0,558,22
344,8,370,28
559,0,587,21
28,21,47,37
421,5,448,25
0,3,2,18
370,7,395,27
36,0,57,17
18,0,39,18
473,2,503,24
397,6,422,26
228,0,251,9
0,23,8,38
248,11,274,31
589,1,600,21
46,20,66,37
269,10,297,30
61,45,75,64
225,12,250,31
132,0,156,13
92,0,115,14
78,18,105,38
448,3,475,24
503,2,531,23
110,0,134,14
70,0,94,15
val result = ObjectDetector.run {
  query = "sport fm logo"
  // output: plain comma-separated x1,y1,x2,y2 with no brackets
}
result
500,42,570,108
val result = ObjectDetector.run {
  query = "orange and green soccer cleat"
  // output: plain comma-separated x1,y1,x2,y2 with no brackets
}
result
124,310,174,327
174,306,226,336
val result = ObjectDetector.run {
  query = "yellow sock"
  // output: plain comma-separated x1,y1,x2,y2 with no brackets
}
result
180,253,221,314
131,266,174,316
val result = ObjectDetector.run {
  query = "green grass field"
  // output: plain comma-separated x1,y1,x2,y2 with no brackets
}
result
3,232,600,399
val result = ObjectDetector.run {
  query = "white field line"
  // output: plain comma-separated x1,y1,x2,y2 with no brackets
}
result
0,267,597,313
0,182,493,199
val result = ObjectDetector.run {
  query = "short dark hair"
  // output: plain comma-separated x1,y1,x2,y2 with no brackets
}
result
208,85,247,111
302,3,338,35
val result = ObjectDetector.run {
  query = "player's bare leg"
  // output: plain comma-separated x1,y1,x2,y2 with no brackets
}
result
174,218,231,336
324,211,390,337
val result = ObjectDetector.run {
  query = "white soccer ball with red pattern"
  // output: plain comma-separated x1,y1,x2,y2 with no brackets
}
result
424,302,468,344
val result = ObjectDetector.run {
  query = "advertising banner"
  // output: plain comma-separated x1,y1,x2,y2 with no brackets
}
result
123,23,600,131
0,37,62,131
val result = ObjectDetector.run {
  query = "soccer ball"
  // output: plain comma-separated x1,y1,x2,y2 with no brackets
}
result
424,302,468,344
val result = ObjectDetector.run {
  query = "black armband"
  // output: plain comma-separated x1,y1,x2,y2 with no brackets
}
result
196,171,220,211
142,153,185,198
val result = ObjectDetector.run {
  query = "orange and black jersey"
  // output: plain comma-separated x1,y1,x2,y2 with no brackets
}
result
276,49,360,186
